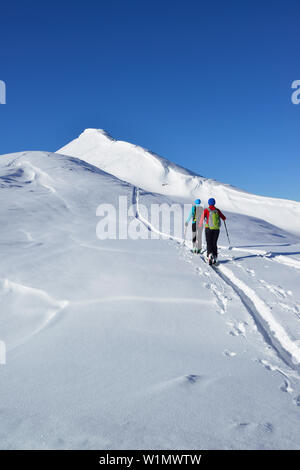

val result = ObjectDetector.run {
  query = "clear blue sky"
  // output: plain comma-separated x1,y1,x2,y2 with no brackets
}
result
0,0,299,201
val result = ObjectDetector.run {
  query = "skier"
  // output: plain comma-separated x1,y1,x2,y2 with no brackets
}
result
199,198,226,265
185,199,203,253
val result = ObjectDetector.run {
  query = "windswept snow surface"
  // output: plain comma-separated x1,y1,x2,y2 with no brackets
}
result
58,129,300,235
0,149,300,449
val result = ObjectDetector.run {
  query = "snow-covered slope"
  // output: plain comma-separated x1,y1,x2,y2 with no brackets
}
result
58,129,300,235
1,149,300,450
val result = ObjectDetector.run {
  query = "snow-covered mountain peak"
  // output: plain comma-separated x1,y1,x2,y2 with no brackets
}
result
81,128,116,141
58,128,201,196
57,129,300,235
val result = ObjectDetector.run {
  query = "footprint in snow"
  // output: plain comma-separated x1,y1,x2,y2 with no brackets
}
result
280,380,293,394
237,422,251,428
203,281,229,315
259,422,274,433
293,395,300,407
228,322,247,337
185,374,202,384
278,302,300,319
150,374,207,394
259,279,291,299
223,350,237,357
246,268,255,277
234,421,274,434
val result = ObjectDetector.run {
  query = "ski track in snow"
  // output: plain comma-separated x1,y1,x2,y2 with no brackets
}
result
229,260,300,322
215,266,300,372
133,187,300,378
270,254,300,271
230,245,300,272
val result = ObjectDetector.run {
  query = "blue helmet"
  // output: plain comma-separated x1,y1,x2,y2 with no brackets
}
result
208,198,215,206
194,199,201,205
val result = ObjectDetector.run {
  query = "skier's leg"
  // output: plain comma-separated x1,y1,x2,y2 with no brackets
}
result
212,230,220,258
192,222,197,251
205,228,213,257
196,225,202,252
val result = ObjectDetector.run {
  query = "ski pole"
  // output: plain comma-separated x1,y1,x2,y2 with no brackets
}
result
224,220,231,249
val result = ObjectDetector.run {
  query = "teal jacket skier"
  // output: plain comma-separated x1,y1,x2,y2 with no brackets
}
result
185,199,203,253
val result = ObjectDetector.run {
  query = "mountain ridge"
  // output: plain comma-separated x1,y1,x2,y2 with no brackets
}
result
57,128,300,235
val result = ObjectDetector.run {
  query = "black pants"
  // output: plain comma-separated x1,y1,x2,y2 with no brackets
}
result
192,222,202,250
205,228,220,258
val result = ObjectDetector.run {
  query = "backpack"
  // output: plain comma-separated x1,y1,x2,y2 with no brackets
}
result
206,207,221,230
192,205,201,222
